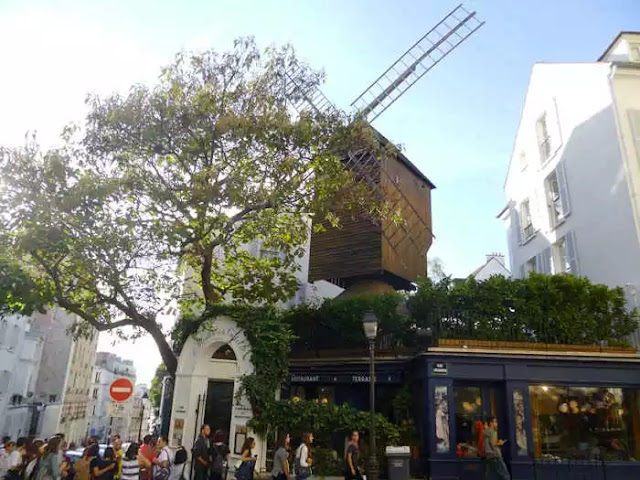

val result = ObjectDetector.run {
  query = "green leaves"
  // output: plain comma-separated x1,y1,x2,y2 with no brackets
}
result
1,38,387,376
407,273,639,345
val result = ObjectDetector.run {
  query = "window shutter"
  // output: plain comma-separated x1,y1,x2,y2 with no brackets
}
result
519,265,526,279
547,97,563,156
565,231,579,275
513,209,522,245
541,248,552,274
556,162,571,217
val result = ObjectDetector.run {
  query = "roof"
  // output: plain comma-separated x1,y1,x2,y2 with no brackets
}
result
598,31,640,62
469,255,510,278
372,128,437,189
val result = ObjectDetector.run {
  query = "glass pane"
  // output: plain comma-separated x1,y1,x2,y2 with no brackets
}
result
454,386,482,458
529,385,640,461
435,385,450,454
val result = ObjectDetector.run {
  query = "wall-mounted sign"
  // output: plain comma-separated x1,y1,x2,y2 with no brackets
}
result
432,362,448,375
288,372,401,384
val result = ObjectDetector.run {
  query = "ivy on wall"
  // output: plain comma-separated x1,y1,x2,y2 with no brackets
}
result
169,273,639,438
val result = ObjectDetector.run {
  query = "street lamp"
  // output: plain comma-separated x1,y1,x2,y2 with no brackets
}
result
362,311,379,480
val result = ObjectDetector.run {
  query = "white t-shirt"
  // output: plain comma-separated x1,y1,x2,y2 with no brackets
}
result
0,448,9,476
8,450,22,469
295,444,309,468
153,447,171,479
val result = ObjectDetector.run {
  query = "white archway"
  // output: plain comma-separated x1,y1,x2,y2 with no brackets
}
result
169,317,267,471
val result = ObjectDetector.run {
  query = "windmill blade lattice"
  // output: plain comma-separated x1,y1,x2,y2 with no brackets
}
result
351,4,484,123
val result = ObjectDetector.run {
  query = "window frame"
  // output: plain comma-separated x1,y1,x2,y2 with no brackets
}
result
536,113,552,164
520,199,535,242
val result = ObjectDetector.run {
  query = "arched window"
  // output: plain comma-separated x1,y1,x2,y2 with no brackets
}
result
211,344,236,360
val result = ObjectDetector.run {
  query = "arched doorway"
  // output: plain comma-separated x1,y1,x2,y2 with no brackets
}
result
169,317,266,469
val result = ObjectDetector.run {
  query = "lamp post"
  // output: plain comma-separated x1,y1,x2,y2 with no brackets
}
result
362,311,379,480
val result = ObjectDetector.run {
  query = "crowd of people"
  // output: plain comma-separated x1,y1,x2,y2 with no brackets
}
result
1,427,366,480
0,434,182,480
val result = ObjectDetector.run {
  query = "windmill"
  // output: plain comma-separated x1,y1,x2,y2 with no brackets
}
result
287,4,484,293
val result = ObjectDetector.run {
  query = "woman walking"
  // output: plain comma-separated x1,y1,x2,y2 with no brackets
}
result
23,440,44,480
344,431,361,480
294,433,313,480
121,443,151,480
234,438,257,480
92,447,117,480
39,437,63,480
270,433,290,480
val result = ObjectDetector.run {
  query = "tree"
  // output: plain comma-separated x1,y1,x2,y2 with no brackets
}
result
0,38,387,376
149,363,168,409
427,256,446,282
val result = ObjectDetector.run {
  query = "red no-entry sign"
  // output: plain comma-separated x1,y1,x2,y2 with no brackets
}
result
109,377,134,403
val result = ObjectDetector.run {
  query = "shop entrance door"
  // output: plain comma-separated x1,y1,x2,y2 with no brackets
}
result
204,380,234,444
454,383,508,480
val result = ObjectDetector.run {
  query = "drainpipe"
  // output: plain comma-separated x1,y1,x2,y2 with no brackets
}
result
607,63,640,246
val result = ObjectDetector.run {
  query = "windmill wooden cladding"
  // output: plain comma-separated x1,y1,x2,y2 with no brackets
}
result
309,152,432,288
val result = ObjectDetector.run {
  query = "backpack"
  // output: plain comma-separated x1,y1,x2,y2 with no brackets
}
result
211,445,225,474
173,448,187,466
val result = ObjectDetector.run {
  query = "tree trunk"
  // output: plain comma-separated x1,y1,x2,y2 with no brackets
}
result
145,320,179,377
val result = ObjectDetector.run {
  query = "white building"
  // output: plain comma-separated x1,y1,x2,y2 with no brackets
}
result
0,316,46,439
469,253,511,281
88,352,137,442
500,32,640,316
0,309,98,442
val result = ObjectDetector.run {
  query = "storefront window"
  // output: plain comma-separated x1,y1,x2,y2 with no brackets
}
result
529,385,640,461
454,386,483,457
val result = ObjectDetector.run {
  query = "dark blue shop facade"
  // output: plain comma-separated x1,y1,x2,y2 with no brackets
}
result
288,348,640,480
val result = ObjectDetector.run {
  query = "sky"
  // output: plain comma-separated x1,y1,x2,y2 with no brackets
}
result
1,0,638,384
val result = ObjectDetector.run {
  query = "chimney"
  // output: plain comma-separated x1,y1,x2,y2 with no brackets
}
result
486,252,505,263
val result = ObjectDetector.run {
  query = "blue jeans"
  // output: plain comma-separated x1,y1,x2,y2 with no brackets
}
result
485,458,510,480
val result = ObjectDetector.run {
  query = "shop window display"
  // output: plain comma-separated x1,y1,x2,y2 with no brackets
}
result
529,385,640,461
454,386,483,457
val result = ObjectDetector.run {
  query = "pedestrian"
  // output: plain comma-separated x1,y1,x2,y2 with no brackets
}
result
483,417,510,480
192,425,210,480
270,433,290,480
5,438,27,480
121,443,152,480
39,437,63,480
92,447,117,480
344,432,361,480
151,436,171,480
23,439,44,480
294,434,313,480
209,430,229,480
234,438,256,480
112,437,124,480
139,436,156,480
0,438,11,480
74,446,95,480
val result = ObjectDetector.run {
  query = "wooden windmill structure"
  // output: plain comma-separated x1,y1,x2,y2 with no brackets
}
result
287,4,484,294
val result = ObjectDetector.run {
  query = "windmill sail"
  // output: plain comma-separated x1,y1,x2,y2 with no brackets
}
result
351,4,484,123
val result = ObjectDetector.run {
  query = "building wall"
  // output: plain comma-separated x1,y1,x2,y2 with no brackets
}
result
472,255,510,281
59,331,98,445
0,316,44,438
504,62,640,295
88,353,137,442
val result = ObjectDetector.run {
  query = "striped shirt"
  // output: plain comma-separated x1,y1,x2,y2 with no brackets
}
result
121,459,140,480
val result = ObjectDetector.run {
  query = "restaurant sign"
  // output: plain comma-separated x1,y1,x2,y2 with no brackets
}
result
289,372,401,384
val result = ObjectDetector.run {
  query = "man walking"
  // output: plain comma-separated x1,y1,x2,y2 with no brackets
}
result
193,425,211,480
483,417,510,480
